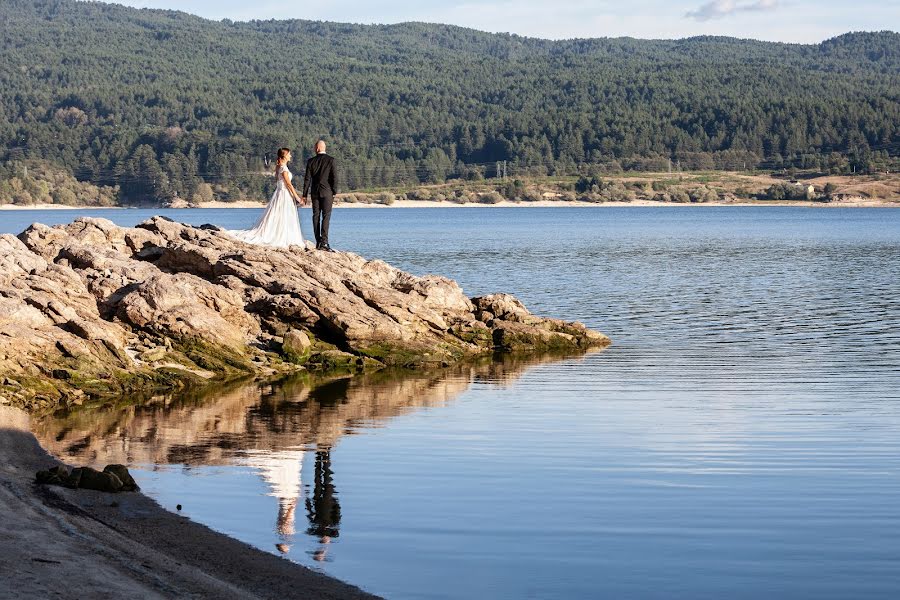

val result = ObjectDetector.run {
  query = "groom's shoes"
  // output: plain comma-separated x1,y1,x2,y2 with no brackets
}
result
322,245,335,253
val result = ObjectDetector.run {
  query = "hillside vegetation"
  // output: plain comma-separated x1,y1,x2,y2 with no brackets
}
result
0,0,898,205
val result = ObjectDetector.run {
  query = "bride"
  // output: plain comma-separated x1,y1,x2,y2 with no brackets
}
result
229,147,306,248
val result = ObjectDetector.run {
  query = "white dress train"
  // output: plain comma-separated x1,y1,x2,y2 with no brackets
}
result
229,165,305,248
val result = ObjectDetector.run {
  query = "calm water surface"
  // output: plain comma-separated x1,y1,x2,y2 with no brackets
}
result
8,207,900,599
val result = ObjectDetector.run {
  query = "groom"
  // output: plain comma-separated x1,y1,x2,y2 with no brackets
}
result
302,140,338,252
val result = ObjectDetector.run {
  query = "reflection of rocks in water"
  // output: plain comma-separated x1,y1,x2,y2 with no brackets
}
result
33,356,596,465
33,357,596,465
31,351,595,558
34,352,582,468
471,351,593,387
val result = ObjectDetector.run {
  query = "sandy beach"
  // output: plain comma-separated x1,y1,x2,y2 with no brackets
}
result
2,198,898,211
0,406,379,600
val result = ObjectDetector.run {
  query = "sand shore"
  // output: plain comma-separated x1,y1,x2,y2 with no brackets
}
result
2,198,897,211
331,198,900,208
0,406,379,600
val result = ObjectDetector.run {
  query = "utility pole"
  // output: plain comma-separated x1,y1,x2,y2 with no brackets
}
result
503,160,508,180
667,158,672,174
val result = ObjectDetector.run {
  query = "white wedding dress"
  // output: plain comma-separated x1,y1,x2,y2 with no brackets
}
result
229,165,305,248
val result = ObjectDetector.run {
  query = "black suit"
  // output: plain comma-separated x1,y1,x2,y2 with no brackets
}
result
303,153,338,247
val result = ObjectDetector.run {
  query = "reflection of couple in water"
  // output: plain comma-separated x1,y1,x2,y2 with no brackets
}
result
264,448,341,561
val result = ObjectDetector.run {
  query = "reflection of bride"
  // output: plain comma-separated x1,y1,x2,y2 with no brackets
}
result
241,448,305,553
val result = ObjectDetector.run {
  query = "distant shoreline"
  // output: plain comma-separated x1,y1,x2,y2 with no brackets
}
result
3,198,899,211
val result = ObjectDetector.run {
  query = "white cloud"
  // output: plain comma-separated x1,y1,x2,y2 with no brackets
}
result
685,0,782,21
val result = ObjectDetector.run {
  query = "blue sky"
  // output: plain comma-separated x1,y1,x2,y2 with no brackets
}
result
104,1,897,43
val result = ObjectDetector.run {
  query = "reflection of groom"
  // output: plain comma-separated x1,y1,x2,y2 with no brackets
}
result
302,140,338,252
306,450,341,561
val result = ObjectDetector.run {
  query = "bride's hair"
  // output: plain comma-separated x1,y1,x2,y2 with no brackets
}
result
275,147,291,175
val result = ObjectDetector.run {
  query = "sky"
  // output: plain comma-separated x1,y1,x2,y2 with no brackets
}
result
101,0,898,43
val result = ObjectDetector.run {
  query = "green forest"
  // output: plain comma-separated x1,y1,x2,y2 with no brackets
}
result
0,0,898,205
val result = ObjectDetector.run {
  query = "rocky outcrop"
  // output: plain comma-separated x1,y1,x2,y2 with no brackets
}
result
1,217,609,410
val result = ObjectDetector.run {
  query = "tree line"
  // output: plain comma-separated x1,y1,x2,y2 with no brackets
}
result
0,0,897,205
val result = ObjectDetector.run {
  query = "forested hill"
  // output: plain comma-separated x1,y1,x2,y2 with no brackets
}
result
1,0,898,205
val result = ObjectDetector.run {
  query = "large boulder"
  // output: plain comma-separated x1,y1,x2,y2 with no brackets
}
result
282,329,312,362
115,272,259,349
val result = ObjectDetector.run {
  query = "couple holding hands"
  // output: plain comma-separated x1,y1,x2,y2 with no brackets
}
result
231,140,338,251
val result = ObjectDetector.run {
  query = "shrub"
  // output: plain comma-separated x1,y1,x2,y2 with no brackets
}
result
193,182,214,203
734,186,752,199
478,191,504,204
690,186,719,203
462,165,485,181
600,183,634,202
52,187,78,205
625,180,647,192
499,179,526,200
575,175,603,193
670,189,691,203
12,189,34,205
375,192,395,205
764,182,805,200
521,189,543,202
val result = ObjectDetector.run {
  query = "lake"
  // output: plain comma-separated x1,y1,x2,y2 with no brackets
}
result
7,207,900,599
